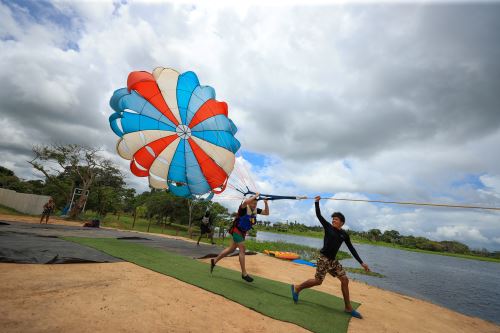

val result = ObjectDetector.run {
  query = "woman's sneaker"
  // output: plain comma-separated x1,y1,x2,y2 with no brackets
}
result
242,274,254,282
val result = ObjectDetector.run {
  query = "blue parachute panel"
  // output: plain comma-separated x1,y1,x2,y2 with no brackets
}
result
177,71,200,125
167,140,188,184
110,89,177,136
118,91,147,114
110,88,129,113
228,119,238,135
121,91,177,128
158,122,176,132
191,114,233,133
139,116,162,131
185,141,212,194
141,102,164,121
169,184,191,197
120,113,141,133
109,113,124,137
186,86,216,126
191,131,241,153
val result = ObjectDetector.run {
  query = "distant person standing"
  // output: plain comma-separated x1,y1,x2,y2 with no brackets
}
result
40,198,55,224
197,210,215,245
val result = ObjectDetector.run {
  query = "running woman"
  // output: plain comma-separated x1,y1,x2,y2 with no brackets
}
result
210,193,269,282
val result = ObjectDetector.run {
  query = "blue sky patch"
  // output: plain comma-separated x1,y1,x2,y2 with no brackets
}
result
3,0,82,51
239,150,269,169
451,174,486,190
4,0,74,29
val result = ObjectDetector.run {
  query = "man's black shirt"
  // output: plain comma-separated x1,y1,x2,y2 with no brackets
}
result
316,202,363,264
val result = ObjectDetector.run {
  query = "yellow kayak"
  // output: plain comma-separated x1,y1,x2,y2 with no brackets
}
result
264,250,300,260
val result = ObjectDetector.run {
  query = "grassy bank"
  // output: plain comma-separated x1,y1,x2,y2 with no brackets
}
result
83,211,195,238
348,236,500,263
256,228,500,263
212,237,351,261
344,267,385,278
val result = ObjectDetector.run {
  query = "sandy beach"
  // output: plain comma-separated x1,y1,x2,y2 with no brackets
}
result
1,217,499,333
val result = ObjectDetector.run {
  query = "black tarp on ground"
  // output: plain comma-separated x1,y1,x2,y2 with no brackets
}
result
0,231,122,264
118,237,224,258
0,221,242,263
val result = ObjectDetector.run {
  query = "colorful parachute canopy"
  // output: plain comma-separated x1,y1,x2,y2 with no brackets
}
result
109,67,240,198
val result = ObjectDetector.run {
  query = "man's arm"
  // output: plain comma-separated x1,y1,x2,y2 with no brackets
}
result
314,196,329,229
260,200,270,215
345,234,370,271
241,193,260,208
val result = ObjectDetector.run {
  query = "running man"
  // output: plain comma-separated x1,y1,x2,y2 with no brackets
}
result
197,210,215,245
291,196,370,319
210,193,269,282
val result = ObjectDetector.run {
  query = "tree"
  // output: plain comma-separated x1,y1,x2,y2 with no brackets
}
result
440,241,469,254
0,166,22,191
367,229,382,241
381,230,401,243
0,166,48,194
85,162,133,217
29,144,118,218
143,191,186,224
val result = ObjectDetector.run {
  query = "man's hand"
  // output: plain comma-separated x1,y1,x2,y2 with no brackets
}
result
262,198,270,215
361,263,370,272
314,196,321,202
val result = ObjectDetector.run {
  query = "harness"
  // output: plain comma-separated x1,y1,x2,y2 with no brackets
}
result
236,206,258,232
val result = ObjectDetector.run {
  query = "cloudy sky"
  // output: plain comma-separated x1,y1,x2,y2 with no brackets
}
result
1,0,500,249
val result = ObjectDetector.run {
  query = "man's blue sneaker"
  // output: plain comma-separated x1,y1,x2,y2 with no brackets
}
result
291,284,299,304
347,309,363,319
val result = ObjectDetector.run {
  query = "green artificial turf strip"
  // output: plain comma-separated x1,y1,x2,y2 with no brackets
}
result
65,237,358,333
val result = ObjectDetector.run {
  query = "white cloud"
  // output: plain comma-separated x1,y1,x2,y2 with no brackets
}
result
479,174,500,200
1,2,500,249
432,225,489,243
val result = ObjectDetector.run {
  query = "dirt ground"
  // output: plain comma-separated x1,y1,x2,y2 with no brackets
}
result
1,216,499,333
0,213,80,226
0,262,309,333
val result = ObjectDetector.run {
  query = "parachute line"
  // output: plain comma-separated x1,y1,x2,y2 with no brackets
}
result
242,190,500,211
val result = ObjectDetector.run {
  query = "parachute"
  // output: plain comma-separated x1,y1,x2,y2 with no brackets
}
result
109,67,241,199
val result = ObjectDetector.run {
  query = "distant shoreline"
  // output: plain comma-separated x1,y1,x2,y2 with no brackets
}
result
256,229,500,263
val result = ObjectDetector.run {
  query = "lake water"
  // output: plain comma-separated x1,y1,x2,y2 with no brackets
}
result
256,231,500,324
